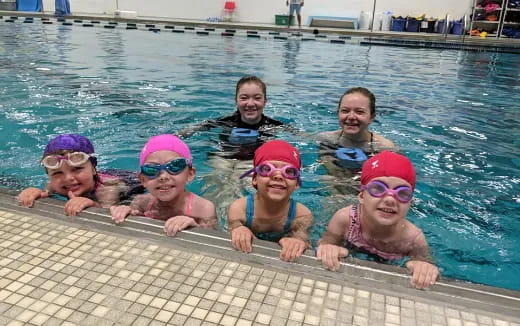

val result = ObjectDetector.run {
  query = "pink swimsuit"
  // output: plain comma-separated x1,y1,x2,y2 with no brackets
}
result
346,205,421,261
143,193,194,220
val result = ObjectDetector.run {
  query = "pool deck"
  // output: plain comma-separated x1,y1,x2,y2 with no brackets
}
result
0,190,519,326
2,10,520,53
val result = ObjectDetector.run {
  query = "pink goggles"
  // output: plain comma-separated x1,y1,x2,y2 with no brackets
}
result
361,180,414,203
240,162,301,183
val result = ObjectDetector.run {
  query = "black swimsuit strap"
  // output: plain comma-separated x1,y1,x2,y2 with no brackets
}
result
369,132,375,155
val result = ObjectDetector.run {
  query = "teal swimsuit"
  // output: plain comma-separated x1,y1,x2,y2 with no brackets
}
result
245,194,296,242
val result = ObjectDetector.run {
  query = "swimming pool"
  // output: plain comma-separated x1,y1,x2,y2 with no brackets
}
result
1,19,519,290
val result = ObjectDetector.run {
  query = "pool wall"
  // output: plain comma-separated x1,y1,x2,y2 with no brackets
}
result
39,0,473,26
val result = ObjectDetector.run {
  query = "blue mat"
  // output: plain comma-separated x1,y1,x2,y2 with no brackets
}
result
17,0,42,12
55,0,70,16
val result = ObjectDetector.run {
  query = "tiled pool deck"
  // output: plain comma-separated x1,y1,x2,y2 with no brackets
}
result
0,191,519,326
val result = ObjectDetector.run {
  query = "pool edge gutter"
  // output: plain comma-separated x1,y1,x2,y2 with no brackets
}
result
0,190,518,319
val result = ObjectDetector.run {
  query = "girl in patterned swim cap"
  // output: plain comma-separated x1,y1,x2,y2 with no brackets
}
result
17,134,128,215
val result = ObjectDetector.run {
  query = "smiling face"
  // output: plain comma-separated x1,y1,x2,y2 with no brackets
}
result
236,81,267,125
252,160,299,201
47,160,97,197
139,150,195,202
337,92,375,137
358,176,412,227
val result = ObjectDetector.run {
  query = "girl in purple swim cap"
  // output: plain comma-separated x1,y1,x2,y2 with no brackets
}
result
17,134,128,215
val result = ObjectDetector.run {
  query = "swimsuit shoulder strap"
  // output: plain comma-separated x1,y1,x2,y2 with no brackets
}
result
369,132,376,154
184,192,195,216
409,227,423,245
245,194,254,228
146,197,158,213
346,205,359,240
143,196,159,219
283,198,297,232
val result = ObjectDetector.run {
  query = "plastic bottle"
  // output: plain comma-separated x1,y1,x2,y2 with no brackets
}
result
381,11,393,31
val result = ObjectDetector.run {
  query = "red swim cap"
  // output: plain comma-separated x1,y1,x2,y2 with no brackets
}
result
254,140,301,169
361,151,416,189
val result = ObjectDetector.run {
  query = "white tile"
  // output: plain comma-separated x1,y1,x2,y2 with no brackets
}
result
447,318,463,326
255,313,271,324
192,307,208,319
289,310,304,322
220,315,237,326
205,311,222,323
155,310,173,323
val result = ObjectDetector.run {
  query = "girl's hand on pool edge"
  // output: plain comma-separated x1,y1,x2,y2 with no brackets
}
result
64,191,96,216
164,215,198,237
231,226,255,253
406,260,439,290
110,205,138,224
279,237,306,262
17,187,48,207
316,244,349,271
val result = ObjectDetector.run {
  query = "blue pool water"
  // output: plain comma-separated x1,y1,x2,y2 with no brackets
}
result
1,20,519,290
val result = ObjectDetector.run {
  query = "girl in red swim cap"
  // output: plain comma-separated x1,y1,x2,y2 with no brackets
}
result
228,140,314,262
317,151,439,290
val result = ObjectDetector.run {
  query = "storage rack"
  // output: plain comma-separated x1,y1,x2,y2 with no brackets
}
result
499,0,520,37
469,0,505,37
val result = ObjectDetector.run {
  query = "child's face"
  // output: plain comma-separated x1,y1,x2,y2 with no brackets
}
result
358,176,412,226
236,82,267,125
139,150,195,202
252,160,299,201
47,160,97,197
338,92,375,137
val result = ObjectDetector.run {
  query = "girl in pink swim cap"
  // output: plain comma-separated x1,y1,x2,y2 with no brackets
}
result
316,151,439,290
17,134,128,216
110,134,216,236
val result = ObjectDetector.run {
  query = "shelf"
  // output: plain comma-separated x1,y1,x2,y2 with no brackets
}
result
503,21,520,24
506,8,520,11
468,34,498,37
475,7,502,10
472,20,500,23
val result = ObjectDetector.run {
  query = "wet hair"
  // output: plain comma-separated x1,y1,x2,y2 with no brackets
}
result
235,76,267,100
337,87,376,117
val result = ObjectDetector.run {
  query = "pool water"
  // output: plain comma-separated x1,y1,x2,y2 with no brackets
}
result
1,21,519,290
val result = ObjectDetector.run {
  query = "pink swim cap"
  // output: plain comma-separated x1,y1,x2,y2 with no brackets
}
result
139,134,192,166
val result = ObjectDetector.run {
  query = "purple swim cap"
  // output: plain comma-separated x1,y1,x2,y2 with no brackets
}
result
43,134,97,166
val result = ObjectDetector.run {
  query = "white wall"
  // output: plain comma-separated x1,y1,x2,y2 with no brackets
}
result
43,0,473,26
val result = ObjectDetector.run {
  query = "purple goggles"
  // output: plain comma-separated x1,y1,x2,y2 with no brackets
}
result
361,180,414,203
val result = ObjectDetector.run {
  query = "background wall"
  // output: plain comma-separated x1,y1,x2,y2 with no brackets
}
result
41,0,473,26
